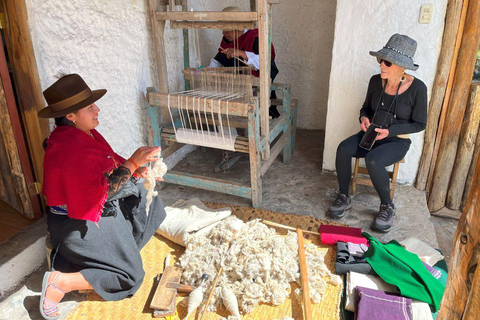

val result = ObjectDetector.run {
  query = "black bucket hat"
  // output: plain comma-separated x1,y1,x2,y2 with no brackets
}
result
369,34,419,71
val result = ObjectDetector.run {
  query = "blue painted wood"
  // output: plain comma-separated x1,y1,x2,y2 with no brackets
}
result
291,100,298,153
148,105,161,147
163,171,252,198
270,114,288,142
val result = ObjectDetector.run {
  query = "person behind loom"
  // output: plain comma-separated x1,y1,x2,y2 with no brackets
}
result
37,74,166,320
328,34,427,233
208,6,280,118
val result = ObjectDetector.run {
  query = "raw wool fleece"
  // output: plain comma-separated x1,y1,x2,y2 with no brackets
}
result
178,216,342,315
143,157,167,215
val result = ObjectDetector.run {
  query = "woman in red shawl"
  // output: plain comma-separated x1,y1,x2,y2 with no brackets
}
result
208,6,280,118
37,74,165,319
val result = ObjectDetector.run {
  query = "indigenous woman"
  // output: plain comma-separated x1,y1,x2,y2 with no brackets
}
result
37,74,166,319
208,6,280,118
329,34,427,233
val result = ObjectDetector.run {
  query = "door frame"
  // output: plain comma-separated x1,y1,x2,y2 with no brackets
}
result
1,0,50,218
0,32,41,218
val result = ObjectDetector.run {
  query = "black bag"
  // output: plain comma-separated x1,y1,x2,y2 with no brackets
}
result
372,109,394,128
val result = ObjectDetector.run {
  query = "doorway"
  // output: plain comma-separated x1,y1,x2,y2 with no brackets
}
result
0,12,42,242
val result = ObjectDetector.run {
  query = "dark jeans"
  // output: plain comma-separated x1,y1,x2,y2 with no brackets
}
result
335,131,411,204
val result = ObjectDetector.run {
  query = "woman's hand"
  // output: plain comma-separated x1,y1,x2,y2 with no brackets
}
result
134,167,149,179
222,48,247,60
130,146,161,167
375,128,389,140
360,117,371,132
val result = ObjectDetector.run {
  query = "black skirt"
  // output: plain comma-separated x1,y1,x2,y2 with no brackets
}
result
47,182,166,301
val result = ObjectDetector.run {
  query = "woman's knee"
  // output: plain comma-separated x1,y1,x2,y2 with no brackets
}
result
336,138,357,158
365,153,383,170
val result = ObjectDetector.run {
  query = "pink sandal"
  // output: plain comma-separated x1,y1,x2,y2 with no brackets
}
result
39,271,66,320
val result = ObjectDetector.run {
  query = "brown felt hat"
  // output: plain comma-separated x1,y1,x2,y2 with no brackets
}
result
38,74,106,118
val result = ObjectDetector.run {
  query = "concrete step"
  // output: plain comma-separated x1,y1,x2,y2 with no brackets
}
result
0,217,48,300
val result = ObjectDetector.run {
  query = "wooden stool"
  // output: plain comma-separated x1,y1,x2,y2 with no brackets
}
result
351,157,405,199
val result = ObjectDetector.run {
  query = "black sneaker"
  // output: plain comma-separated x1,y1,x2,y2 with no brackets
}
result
329,193,352,218
372,203,396,233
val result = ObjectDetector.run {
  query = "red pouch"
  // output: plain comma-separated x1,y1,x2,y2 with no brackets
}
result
319,225,367,246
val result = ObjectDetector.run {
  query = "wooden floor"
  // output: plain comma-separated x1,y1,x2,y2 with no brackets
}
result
0,199,36,243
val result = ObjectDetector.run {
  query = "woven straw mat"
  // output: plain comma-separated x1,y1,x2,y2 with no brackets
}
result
66,203,346,320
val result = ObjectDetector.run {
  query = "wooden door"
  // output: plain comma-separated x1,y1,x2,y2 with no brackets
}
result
0,32,41,219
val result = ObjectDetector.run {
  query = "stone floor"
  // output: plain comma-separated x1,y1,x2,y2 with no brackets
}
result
159,129,440,248
0,129,458,320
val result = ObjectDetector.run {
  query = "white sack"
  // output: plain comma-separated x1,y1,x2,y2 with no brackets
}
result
156,198,231,246
399,237,444,267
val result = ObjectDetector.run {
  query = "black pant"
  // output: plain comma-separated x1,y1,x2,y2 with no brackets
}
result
335,131,411,204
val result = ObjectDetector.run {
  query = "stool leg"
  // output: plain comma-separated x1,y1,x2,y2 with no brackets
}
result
352,158,360,195
390,162,400,200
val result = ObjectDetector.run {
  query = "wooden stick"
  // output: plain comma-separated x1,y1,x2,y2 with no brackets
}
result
297,228,312,320
263,220,321,236
446,83,480,209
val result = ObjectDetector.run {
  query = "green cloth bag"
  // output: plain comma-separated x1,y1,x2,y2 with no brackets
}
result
363,232,445,311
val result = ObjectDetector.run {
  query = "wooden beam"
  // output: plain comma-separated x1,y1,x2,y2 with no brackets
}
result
297,229,313,320
462,113,480,208
2,0,50,191
155,11,258,21
0,32,40,218
258,0,271,159
261,133,286,176
437,139,480,319
446,83,480,209
416,0,467,191
428,0,480,211
171,21,255,30
149,0,170,124
147,92,254,117
161,142,185,158
248,110,262,207
0,76,34,218
162,171,252,198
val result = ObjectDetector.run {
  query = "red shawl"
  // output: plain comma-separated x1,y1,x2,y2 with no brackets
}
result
42,126,125,222
218,29,276,77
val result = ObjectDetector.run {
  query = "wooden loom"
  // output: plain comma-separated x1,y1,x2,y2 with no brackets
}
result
145,0,297,207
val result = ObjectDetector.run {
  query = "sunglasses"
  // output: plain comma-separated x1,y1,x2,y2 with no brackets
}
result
377,58,393,67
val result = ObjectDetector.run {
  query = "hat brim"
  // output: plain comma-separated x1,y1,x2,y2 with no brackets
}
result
38,89,107,118
369,50,419,71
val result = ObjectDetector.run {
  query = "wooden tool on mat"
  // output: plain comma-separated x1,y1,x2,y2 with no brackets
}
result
150,266,197,317
262,220,313,320
297,228,313,320
263,219,321,236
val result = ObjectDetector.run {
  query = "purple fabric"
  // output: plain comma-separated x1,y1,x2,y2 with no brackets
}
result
356,286,413,320
422,261,442,279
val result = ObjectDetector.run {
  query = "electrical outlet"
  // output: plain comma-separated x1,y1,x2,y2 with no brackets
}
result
419,4,434,24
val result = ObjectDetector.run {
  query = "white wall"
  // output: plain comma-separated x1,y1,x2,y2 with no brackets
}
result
26,0,185,160
323,0,448,184
26,0,336,164
189,0,337,130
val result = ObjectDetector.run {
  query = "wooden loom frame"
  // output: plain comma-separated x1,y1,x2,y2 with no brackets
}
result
145,0,295,207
